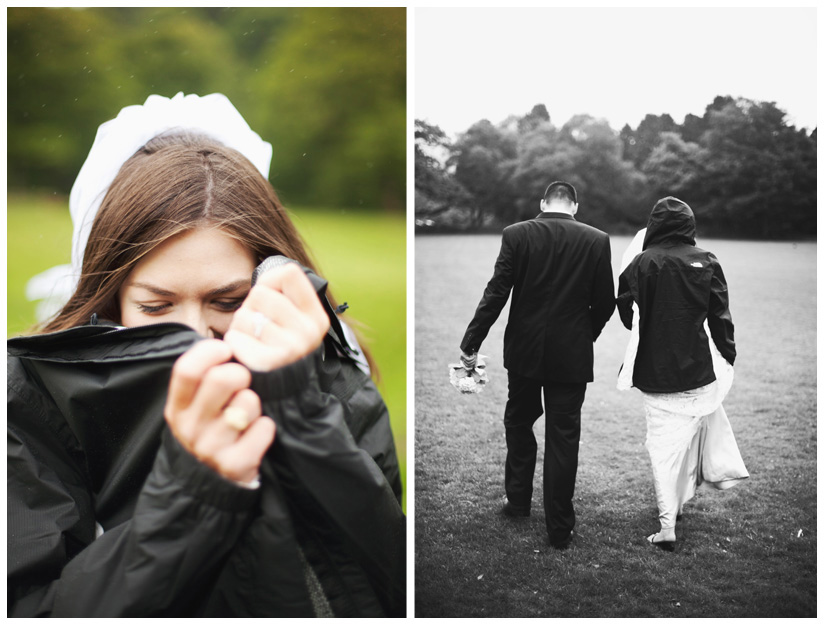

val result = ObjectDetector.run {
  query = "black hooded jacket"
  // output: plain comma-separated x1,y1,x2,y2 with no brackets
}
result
616,197,736,393
7,322,405,617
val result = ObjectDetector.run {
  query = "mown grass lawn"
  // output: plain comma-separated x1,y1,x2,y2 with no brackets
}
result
414,234,816,617
7,194,407,510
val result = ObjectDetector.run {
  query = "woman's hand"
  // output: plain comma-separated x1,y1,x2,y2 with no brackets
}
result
164,339,276,484
224,262,330,372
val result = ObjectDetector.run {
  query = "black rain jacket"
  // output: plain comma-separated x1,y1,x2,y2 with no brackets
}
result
8,322,405,617
616,197,736,393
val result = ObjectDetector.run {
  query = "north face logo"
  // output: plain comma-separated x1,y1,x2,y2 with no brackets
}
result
690,262,702,268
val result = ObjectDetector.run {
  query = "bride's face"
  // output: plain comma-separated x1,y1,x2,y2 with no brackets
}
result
119,227,256,338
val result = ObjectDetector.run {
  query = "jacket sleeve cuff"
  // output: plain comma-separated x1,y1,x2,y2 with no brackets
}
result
156,428,260,511
249,348,320,403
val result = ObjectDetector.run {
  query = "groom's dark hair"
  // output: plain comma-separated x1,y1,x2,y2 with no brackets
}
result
544,181,577,204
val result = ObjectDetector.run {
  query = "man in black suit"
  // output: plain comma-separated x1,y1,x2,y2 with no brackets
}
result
460,181,615,549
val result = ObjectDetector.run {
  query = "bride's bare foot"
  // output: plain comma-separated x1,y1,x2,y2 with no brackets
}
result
651,528,676,542
647,529,676,551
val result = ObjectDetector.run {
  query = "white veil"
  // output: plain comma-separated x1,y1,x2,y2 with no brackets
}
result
616,228,646,391
26,92,273,322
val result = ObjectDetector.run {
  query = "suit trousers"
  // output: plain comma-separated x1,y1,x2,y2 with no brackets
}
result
503,371,586,542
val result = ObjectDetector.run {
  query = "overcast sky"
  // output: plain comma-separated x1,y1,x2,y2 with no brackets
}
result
415,7,818,137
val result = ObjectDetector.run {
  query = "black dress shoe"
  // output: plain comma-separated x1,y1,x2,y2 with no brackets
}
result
549,531,573,550
501,502,530,518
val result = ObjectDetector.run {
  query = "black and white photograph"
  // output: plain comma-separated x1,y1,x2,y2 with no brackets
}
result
414,6,817,618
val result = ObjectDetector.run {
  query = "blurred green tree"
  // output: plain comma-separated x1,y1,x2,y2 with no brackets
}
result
9,8,242,191
8,7,405,211
8,8,130,190
249,7,405,210
199,7,293,65
116,8,241,107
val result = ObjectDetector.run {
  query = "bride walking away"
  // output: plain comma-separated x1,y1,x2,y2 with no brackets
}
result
616,196,749,551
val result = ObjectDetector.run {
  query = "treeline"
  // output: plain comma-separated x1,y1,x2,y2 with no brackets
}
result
8,7,405,210
416,97,816,239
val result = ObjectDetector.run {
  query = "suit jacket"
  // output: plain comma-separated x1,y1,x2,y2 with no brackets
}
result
461,212,615,382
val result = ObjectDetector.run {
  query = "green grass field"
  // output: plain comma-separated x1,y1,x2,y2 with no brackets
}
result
415,234,816,617
7,194,407,509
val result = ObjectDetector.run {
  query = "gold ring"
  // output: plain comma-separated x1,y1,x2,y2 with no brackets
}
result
222,406,251,431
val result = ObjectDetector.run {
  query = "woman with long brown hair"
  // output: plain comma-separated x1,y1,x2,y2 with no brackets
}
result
8,93,404,617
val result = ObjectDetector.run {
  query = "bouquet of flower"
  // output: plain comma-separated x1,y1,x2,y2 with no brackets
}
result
448,355,488,394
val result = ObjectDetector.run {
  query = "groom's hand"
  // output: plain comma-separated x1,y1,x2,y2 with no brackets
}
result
460,351,477,371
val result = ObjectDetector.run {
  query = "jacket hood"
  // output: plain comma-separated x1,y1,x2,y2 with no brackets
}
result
642,197,696,249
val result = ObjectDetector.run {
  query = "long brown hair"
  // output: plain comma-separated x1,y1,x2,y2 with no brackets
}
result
41,131,375,373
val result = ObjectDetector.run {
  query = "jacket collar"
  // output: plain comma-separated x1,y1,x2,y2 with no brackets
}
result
7,323,201,363
536,211,575,221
